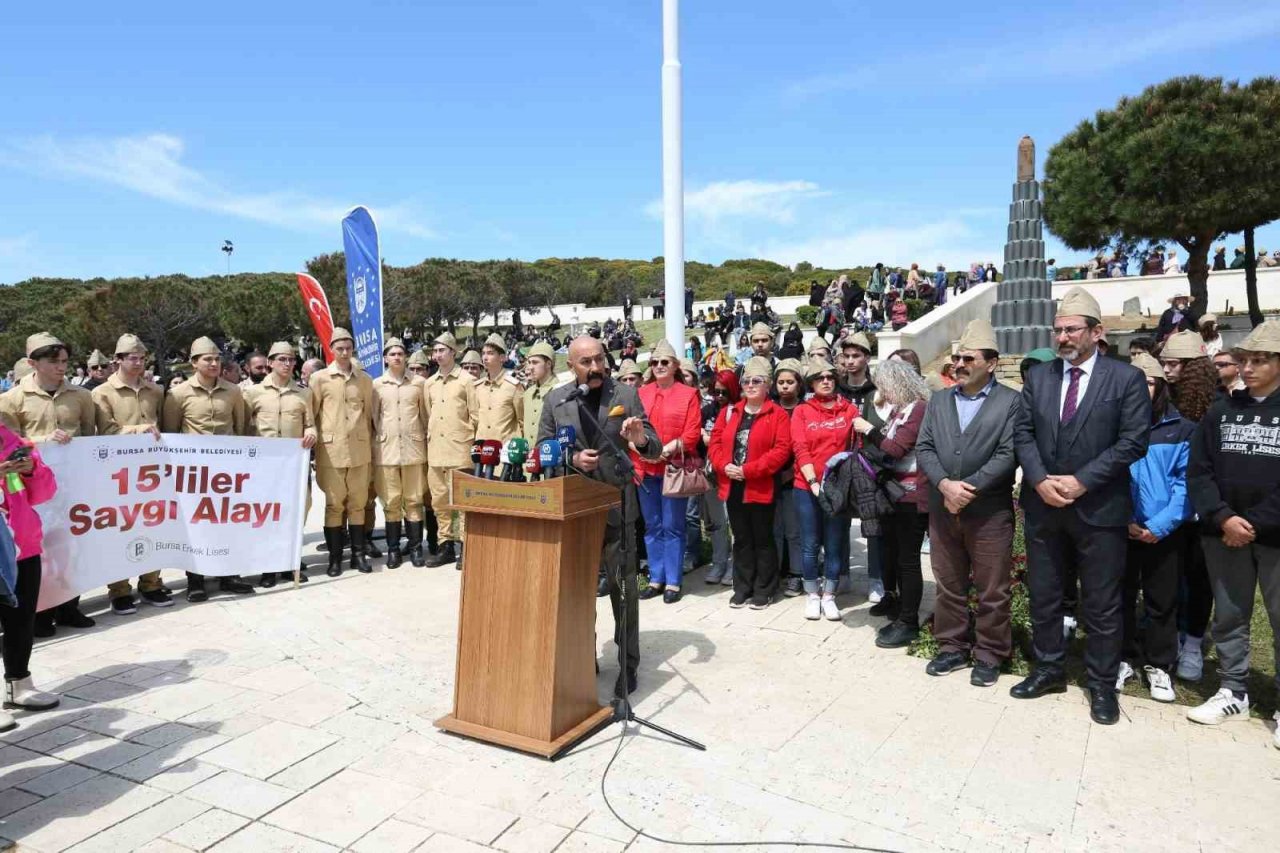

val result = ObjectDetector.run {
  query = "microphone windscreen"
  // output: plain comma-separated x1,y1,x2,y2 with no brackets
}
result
479,442,500,465
537,440,559,466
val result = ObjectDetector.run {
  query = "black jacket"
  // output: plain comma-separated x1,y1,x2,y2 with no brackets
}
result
1188,387,1280,546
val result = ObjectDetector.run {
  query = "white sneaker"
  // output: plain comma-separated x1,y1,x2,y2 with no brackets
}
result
1187,688,1249,725
868,579,885,604
1063,615,1078,640
1176,637,1203,682
1272,711,1280,750
804,594,821,621
1116,661,1135,691
4,677,60,712
1144,665,1176,703
821,595,841,621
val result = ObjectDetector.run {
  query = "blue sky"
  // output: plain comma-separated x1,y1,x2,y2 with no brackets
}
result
3,0,1280,284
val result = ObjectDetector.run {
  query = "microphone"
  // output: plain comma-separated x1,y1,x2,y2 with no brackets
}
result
523,453,542,482
556,425,577,475
566,382,590,401
537,440,561,479
479,440,501,480
498,442,511,481
506,438,529,482
470,440,485,478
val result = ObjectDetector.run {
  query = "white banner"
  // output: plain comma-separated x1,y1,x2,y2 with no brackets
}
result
36,435,308,610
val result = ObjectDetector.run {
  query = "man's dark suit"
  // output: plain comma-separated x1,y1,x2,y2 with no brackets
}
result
537,377,660,692
1013,354,1149,690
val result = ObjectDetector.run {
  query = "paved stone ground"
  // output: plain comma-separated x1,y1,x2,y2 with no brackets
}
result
1,495,1278,852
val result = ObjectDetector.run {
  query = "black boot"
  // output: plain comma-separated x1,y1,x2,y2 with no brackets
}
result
405,521,426,568
424,512,439,555
363,523,382,559
297,562,309,583
348,526,373,573
425,540,456,568
384,521,403,569
260,572,278,588
324,526,345,577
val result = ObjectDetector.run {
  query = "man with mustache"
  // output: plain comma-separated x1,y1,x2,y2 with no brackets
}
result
537,336,660,699
1012,287,1149,725
916,320,1021,687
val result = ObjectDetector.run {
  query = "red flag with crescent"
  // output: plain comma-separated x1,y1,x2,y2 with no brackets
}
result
297,273,335,362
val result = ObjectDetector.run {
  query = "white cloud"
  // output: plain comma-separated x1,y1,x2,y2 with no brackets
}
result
646,179,828,225
754,219,1001,271
0,133,439,239
0,233,35,259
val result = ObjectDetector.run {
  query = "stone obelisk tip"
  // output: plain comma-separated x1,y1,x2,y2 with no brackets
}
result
1017,136,1035,182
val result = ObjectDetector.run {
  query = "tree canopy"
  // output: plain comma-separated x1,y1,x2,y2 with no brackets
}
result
1043,75,1280,308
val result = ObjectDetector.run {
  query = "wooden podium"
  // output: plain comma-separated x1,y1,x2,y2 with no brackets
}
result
435,471,621,758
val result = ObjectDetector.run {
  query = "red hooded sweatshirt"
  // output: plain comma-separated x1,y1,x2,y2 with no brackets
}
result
789,395,859,490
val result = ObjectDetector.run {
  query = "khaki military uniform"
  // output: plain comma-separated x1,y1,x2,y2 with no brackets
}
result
94,374,166,598
0,374,96,440
424,365,478,543
521,376,559,443
245,373,317,517
474,370,524,443
372,370,428,522
161,378,246,436
309,363,375,526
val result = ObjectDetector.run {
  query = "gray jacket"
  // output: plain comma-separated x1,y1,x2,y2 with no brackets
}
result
916,380,1021,517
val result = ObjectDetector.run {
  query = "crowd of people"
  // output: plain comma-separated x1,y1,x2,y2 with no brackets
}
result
1056,244,1280,281
0,283,1277,743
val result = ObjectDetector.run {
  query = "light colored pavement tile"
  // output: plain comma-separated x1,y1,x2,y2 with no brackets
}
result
253,683,358,728
0,773,168,852
350,817,434,853
413,834,492,853
0,744,66,786
0,786,43,818
550,831,628,853
162,808,250,851
142,759,224,794
114,732,232,782
185,770,299,819
15,724,91,754
492,817,573,853
50,732,157,771
130,723,208,749
395,790,518,845
63,794,209,853
135,840,196,853
265,768,422,848
314,709,404,747
206,821,340,852
267,742,366,792
121,681,248,722
200,721,337,780
229,661,318,696
17,762,102,797
69,709,170,742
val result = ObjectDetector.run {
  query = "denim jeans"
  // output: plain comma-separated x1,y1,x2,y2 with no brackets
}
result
773,486,804,578
793,487,850,586
638,476,688,587
686,491,730,574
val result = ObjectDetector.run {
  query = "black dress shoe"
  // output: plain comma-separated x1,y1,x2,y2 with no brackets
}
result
33,614,55,638
926,650,970,676
639,586,664,600
424,541,456,568
662,588,683,604
596,575,610,598
259,572,278,589
1010,667,1068,699
1090,688,1120,725
297,565,309,583
970,661,1000,687
186,588,208,603
57,608,96,629
868,592,900,619
219,577,256,595
613,669,638,698
875,620,917,649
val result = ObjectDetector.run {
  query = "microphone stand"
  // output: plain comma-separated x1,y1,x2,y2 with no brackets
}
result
572,399,705,755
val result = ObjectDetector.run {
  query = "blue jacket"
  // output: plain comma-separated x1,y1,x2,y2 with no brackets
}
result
1129,405,1195,540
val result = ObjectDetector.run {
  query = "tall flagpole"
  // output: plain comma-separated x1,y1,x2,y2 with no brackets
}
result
662,0,685,348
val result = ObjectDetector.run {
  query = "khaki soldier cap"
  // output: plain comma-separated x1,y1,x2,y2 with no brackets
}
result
433,331,459,352
86,349,111,367
749,322,773,341
13,358,34,380
526,341,556,362
1236,319,1280,355
25,332,65,356
383,336,406,354
1198,313,1218,327
957,318,999,353
775,357,804,379
841,331,873,354
805,356,837,380
1130,352,1164,381
461,349,483,366
481,333,507,354
329,327,354,346
650,339,680,363
616,359,643,378
1162,330,1206,360
267,341,296,359
1056,286,1102,322
742,356,773,380
189,336,220,359
806,335,831,356
114,334,147,357
679,358,697,377
408,348,431,367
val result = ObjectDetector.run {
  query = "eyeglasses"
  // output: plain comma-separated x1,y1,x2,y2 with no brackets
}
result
742,377,768,386
1052,325,1088,337
653,359,673,367
813,374,836,383
713,388,730,397
90,365,107,371
951,355,978,364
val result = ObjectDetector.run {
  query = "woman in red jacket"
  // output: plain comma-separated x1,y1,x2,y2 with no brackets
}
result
636,339,703,603
854,357,930,648
709,357,792,609
790,357,859,621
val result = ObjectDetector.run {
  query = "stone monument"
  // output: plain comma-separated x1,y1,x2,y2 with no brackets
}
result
991,136,1055,355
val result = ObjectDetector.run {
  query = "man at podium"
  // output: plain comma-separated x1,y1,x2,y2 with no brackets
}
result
538,336,661,698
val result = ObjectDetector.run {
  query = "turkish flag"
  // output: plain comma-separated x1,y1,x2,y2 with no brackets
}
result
297,273,335,362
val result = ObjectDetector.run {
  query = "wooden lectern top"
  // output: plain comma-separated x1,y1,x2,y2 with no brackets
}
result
447,471,620,521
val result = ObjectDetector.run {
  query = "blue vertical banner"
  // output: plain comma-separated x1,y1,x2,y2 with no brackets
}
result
341,206,384,379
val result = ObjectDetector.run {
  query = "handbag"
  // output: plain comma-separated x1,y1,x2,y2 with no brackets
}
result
662,449,710,498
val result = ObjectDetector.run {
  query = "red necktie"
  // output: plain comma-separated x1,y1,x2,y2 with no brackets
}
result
1061,367,1083,423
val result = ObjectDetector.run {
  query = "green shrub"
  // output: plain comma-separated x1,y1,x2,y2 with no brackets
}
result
795,305,818,326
